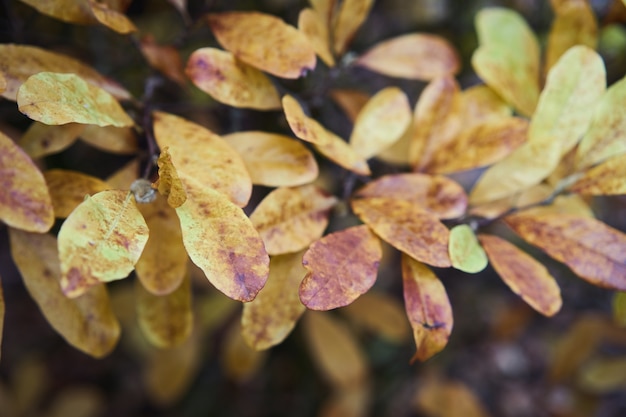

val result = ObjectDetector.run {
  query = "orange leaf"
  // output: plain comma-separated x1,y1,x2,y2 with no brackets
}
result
355,34,460,80
186,48,281,110
207,12,316,79
299,8,335,67
402,255,453,362
88,0,136,33
250,184,337,255
43,169,109,218
0,130,54,232
479,234,562,316
79,125,138,154
351,197,451,267
505,213,626,290
332,0,374,55
17,122,83,158
155,148,187,208
139,36,187,86
300,225,382,310
570,153,626,195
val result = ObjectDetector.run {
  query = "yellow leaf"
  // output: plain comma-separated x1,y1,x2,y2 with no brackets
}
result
152,111,252,207
310,0,336,24
332,0,374,55
207,12,316,79
17,72,133,127
355,34,460,80
570,153,626,195
472,8,540,116
402,256,453,362
221,321,268,382
479,234,562,316
349,87,412,159
88,0,137,34
222,131,318,187
17,122,84,158
154,148,187,208
9,229,120,357
460,84,512,122
17,0,95,24
0,130,54,232
300,225,382,310
43,169,109,218
175,183,269,302
449,225,488,273
241,251,308,350
415,377,492,417
58,190,149,297
299,8,335,67
139,36,187,86
186,48,281,110
578,356,626,393
79,125,138,154
250,184,337,255
0,71,6,94
45,387,104,417
106,158,139,189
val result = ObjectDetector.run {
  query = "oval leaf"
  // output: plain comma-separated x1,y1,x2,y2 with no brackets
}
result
18,122,83,158
449,225,488,273
332,0,374,55
44,169,110,218
88,0,137,34
298,8,335,66
570,153,626,195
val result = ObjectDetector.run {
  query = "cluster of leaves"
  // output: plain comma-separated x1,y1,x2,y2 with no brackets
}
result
2,0,626,413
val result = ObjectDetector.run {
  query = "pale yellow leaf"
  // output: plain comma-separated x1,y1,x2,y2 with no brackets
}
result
17,0,95,24
44,169,110,218
460,84,512,122
332,0,374,55
299,8,335,66
310,0,336,24
79,125,138,154
17,122,84,158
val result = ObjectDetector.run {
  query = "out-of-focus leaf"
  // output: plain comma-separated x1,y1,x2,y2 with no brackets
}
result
304,312,368,388
79,125,138,154
576,75,626,169
349,87,412,159
45,386,104,417
506,213,626,290
283,95,371,175
44,169,109,218
299,8,335,66
352,197,451,267
87,0,136,34
222,131,318,187
0,130,54,232
186,48,281,110
0,72,6,93
353,173,467,219
139,36,187,86
18,122,83,158
18,72,133,127
472,8,540,116
330,89,369,122
479,234,562,316
355,34,460,80
9,229,120,357
460,84,512,122
175,183,269,302
449,225,488,273
242,251,307,350
613,292,626,327
106,158,139,189
250,185,337,255
135,194,187,295
578,356,626,393
300,225,381,310
310,0,336,23
318,385,370,417
570,153,626,195
58,190,149,297
402,256,453,362
332,0,374,55
207,12,316,79
154,148,186,208
515,184,594,217
17,0,95,24
136,276,192,348
221,321,268,382
415,377,492,417
153,111,252,207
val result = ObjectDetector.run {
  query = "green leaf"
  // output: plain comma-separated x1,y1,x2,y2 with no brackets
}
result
449,225,488,273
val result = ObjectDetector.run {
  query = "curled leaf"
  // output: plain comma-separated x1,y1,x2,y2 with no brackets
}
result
415,378,492,417
449,225,488,273
221,321,268,382
155,148,187,208
299,8,335,66
18,122,83,158
332,0,374,55
44,169,110,218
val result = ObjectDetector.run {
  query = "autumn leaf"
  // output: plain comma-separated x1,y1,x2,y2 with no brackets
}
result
449,225,488,274
300,225,382,310
332,0,374,56
479,234,562,316
154,148,187,208
613,292,626,327
318,385,370,417
299,8,335,67
88,0,137,34
221,321,268,382
0,130,54,232
569,153,626,195
330,89,370,122
242,251,308,350
250,184,337,255
9,229,120,357
355,34,460,80
415,377,492,417
17,122,84,158
18,72,134,127
58,190,149,297
460,84,512,122
402,255,453,362
43,169,109,218
0,71,6,94
79,125,138,154
186,48,281,110
207,12,316,79
505,213,626,290
139,36,187,86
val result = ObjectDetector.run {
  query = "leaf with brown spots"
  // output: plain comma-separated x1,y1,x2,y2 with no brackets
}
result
250,184,337,255
154,148,186,208
0,130,54,232
58,190,149,298
175,183,269,302
505,213,626,290
79,125,138,154
355,34,460,80
353,173,467,220
106,158,140,189
351,197,451,267
299,8,335,67
207,12,316,79
9,229,120,357
242,251,308,350
570,153,626,195
186,48,281,110
479,234,562,316
222,131,318,187
0,71,6,94
310,0,336,24
332,0,374,56
44,169,109,218
402,255,453,362
152,111,252,207
300,225,382,310
449,225,488,274
18,122,84,158
139,36,187,86
88,0,137,34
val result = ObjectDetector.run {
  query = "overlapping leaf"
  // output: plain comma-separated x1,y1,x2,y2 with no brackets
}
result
460,84,512,122
298,8,335,67
88,0,137,34
310,0,336,23
18,122,84,158
79,125,138,154
43,169,109,218
332,0,374,55
449,225,488,273
570,154,626,195
154,148,186,208
139,36,187,86
221,321,268,382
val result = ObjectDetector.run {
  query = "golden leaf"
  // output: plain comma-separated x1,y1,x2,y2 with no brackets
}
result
460,84,512,122
186,48,281,110
402,255,453,362
570,153,626,195
449,225,488,274
415,377,492,417
17,0,95,24
43,169,109,218
79,125,138,154
332,0,374,55
154,148,187,208
139,36,187,86
299,8,335,67
221,321,268,382
310,0,336,24
207,12,316,79
88,0,137,34
17,122,84,158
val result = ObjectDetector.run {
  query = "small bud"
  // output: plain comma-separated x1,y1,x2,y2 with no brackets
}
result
130,179,156,203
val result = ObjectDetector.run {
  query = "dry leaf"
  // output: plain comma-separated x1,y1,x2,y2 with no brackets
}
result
0,72,6,93
299,8,335,66
79,125,138,154
186,48,281,110
332,0,374,55
310,0,336,24
402,255,453,362
44,169,109,218
449,225,488,273
18,122,84,158
570,153,626,195
207,12,316,79
45,386,104,417
18,72,133,127
415,377,492,417
0,130,54,232
88,0,136,33
479,234,562,316
221,321,268,382
139,36,187,86
154,148,187,208
250,184,337,255
241,251,308,350
355,34,460,80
